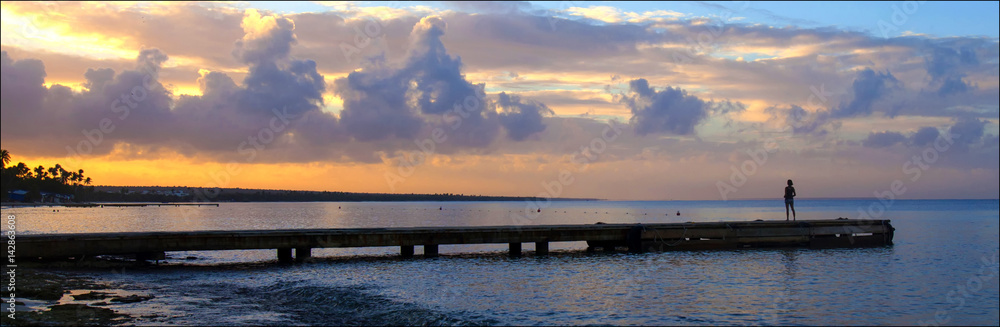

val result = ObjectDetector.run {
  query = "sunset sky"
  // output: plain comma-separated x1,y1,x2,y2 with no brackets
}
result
1,1,998,200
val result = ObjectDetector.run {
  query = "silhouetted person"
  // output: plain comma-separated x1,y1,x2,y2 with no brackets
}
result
784,179,796,221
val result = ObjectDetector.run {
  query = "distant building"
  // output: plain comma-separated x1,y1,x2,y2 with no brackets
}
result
7,190,28,202
39,192,73,203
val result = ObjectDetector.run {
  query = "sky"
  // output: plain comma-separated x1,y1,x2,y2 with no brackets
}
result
1,1,998,200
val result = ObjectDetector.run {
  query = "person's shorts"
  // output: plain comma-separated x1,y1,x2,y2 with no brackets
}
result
785,198,794,205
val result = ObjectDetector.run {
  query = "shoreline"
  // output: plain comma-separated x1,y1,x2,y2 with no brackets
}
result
2,264,155,326
4,259,493,326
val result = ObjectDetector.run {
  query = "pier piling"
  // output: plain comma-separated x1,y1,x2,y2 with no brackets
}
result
535,242,549,255
295,247,312,262
509,242,522,257
277,248,293,263
401,245,415,258
424,244,439,257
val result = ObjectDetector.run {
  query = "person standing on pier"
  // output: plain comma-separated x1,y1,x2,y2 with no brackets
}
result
784,179,796,221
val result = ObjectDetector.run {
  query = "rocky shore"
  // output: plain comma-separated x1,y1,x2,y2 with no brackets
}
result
2,267,154,326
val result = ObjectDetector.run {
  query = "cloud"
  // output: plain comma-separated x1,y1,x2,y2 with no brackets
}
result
333,15,551,147
926,46,978,81
948,117,988,151
1,2,997,193
405,16,483,116
910,126,940,147
862,131,907,148
832,68,899,118
565,6,684,24
861,119,987,151
333,16,481,142
1,9,337,160
82,67,115,92
621,78,709,136
234,8,297,65
1,47,180,155
232,9,325,117
925,46,981,96
937,75,974,97
496,92,553,141
0,53,48,115
765,105,833,136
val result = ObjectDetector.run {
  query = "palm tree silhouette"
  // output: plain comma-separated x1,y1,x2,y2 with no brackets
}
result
0,149,9,169
34,165,47,180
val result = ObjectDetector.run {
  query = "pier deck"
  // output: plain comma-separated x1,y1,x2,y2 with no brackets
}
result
16,219,893,262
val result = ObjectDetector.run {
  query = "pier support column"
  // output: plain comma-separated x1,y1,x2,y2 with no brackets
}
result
295,247,312,262
627,226,645,253
401,245,414,258
535,242,549,255
277,248,293,263
424,244,439,257
509,242,522,257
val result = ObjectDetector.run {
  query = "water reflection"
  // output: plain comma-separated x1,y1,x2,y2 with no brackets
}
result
4,200,997,326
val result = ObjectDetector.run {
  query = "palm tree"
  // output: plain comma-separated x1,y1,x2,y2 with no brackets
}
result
58,167,69,185
0,149,9,169
15,163,29,178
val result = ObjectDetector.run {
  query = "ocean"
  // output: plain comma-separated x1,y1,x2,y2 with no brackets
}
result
4,199,999,325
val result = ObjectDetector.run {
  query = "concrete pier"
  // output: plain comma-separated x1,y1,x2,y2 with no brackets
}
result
277,248,292,263
401,245,415,258
16,219,894,262
295,247,311,262
424,244,439,257
509,242,522,257
535,242,549,255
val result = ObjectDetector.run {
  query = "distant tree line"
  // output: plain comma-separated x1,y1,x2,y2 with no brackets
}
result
191,190,546,202
1,149,95,202
87,189,547,202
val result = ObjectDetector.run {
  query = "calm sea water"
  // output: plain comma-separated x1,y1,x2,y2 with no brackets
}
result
5,199,999,325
